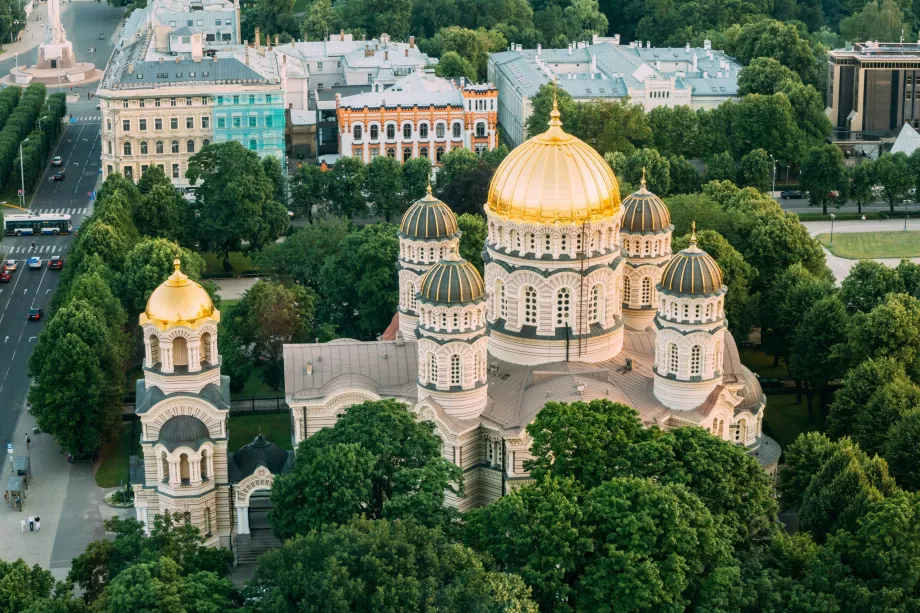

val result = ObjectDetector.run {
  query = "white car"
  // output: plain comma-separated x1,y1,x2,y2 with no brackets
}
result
51,156,63,166
27,257,41,270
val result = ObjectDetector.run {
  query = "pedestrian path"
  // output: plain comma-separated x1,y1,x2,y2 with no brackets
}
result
68,117,101,122
4,244,69,255
28,207,88,215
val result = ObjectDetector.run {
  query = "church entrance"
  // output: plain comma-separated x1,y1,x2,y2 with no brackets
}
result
247,490,272,535
50,60,57,69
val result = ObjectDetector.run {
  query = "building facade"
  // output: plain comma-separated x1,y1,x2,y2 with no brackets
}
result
489,36,742,147
283,100,779,512
336,70,498,164
97,0,285,186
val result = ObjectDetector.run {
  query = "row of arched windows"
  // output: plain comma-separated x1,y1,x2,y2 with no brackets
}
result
491,281,607,328
147,332,213,369
402,281,419,312
488,224,619,257
425,350,487,386
623,276,654,306
400,243,455,263
353,121,471,142
660,298,724,322
420,307,484,332
159,448,211,485
111,138,210,156
663,340,722,377
623,235,669,258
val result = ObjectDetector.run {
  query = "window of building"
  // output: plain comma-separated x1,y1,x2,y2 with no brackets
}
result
172,163,180,178
429,353,438,384
556,288,572,327
215,18,222,25
475,122,486,137
122,119,130,131
266,95,272,103
265,115,273,128
436,123,445,138
249,95,256,105
690,345,702,376
668,343,679,374
185,97,192,106
544,233,551,253
123,101,129,109
589,284,602,323
474,352,483,382
522,286,537,325
169,140,178,153
683,304,689,319
402,146,412,160
641,278,651,304
249,139,257,150
139,118,147,131
370,148,379,159
436,146,445,162
141,164,148,174
386,124,395,139
201,116,209,129
156,140,164,154
140,141,148,155
123,142,132,155
420,123,428,138
186,117,194,129
247,116,255,128
387,147,396,157
453,122,461,138
170,117,178,129
403,124,412,138
450,354,461,385
222,32,231,41
452,312,459,329
420,146,428,158
170,98,177,107
560,234,568,253
203,139,210,147
233,95,240,105
353,125,362,140
233,117,242,128
140,100,146,108
155,98,161,107
187,140,195,153
106,119,112,131
370,125,379,140
624,276,631,304
155,118,163,130
106,141,112,155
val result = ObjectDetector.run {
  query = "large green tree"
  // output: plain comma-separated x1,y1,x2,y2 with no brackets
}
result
325,155,368,218
839,259,905,314
846,162,877,215
840,0,911,43
254,218,350,291
366,154,405,222
457,213,487,274
118,239,207,314
98,557,237,613
738,57,802,96
790,295,850,419
800,145,847,215
289,163,328,223
874,152,913,213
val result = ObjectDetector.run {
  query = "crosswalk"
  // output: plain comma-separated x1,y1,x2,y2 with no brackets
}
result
69,117,100,122
29,207,88,215
3,244,68,255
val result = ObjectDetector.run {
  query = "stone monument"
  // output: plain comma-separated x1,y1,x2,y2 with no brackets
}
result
3,0,102,86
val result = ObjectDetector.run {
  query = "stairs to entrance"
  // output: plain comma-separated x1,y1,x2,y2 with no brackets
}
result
234,530,281,565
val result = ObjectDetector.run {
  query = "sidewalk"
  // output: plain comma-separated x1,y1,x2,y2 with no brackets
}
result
5,3,48,57
214,277,259,300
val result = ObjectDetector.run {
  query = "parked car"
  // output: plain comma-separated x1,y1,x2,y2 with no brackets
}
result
27,257,41,270
28,308,43,321
48,256,63,270
51,156,63,166
780,190,804,199
51,171,65,181
0,271,10,283
2,260,17,272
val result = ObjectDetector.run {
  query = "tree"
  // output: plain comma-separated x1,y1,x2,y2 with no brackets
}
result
524,82,579,139
846,162,876,215
119,239,207,314
576,98,651,156
838,293,920,379
434,50,477,82
254,218,350,291
839,259,905,314
781,82,833,150
648,106,700,159
885,408,920,490
261,155,287,205
76,222,131,272
401,156,432,209
326,155,368,218
667,155,701,195
731,93,801,163
436,146,508,215
137,164,172,195
840,0,911,43
828,357,908,441
247,518,537,613
852,376,920,457
743,212,827,294
738,57,802,95
779,432,839,509
317,223,399,339
738,148,773,192
269,400,461,540
800,144,847,214
134,183,187,244
874,152,913,213
289,163,328,222
457,213,487,274
186,141,289,264
623,148,670,195
0,559,56,613
98,557,237,613
790,296,849,418
221,280,316,390
366,155,404,222
426,26,507,81
301,0,332,40
246,0,298,40
706,152,736,182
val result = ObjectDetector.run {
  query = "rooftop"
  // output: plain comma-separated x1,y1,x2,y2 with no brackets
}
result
830,41,920,59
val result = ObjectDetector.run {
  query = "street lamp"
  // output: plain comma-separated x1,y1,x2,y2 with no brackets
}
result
19,137,28,207
830,213,836,247
905,199,910,232
769,154,777,194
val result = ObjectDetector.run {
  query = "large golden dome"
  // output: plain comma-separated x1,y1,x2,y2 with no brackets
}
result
486,101,620,224
142,259,218,326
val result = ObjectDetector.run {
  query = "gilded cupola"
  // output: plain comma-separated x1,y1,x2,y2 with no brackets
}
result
141,259,219,328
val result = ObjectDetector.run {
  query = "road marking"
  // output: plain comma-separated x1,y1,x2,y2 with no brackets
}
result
28,337,35,342
23,289,27,294
3,337,6,343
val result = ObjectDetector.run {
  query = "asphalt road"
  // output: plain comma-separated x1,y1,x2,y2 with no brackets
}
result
0,120,99,455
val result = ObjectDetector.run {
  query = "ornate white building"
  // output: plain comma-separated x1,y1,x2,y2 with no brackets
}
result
283,100,779,510
131,260,291,561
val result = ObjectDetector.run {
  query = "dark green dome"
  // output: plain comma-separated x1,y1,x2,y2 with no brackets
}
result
399,185,459,240
159,415,210,443
621,179,671,233
419,251,485,304
660,232,724,296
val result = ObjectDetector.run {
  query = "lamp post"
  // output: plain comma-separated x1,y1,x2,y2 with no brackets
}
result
830,213,836,247
770,154,777,194
905,199,910,232
19,137,28,207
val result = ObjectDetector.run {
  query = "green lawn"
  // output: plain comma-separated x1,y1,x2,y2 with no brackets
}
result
816,230,920,259
228,412,292,451
95,422,141,488
762,393,821,454
232,365,282,399
220,298,240,312
738,347,787,379
199,251,256,275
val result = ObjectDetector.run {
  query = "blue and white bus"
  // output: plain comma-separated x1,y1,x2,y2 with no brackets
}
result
4,213,73,236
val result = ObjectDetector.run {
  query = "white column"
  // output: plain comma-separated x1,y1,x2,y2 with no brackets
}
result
169,460,180,485
143,337,152,367
236,505,250,534
190,456,201,483
161,339,174,373
188,340,202,373
136,505,149,534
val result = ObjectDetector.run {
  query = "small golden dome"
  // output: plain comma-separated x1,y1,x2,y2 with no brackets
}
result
143,259,217,326
486,99,621,224
419,251,485,304
399,183,460,240
659,226,724,296
622,173,671,234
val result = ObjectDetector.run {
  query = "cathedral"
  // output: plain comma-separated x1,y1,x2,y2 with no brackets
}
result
283,100,780,510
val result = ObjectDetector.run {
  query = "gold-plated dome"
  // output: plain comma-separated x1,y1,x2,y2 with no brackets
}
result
659,226,724,296
418,251,485,304
399,183,460,240
622,173,671,233
143,259,217,326
486,98,621,224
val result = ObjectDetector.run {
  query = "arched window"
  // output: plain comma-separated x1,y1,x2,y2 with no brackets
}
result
575,233,582,254
201,332,212,364
429,353,438,384
408,282,418,311
527,233,535,252
420,123,429,138
370,125,379,140
683,304,689,320
156,140,164,154
560,234,568,254
544,234,552,254
436,123,445,138
179,453,190,484
463,312,469,328
200,449,208,479
713,340,722,373
428,246,435,262
203,139,210,147
690,345,702,376
607,227,614,247
668,342,679,374
386,124,395,139
171,140,179,153
718,419,725,438
624,276,631,305
453,122,461,138
705,303,712,319
694,304,701,319
140,141,148,155
149,335,160,366
160,451,169,481
436,146,445,162
353,125,363,140
511,230,519,251
643,239,649,255
474,351,482,382
589,284,601,323
403,146,412,160
452,312,459,329
556,288,572,327
205,506,212,536
475,122,486,137
123,141,132,155
403,124,412,139
186,139,195,153
441,313,447,328
450,354,461,385
736,419,747,442
494,279,506,319
420,146,428,159
593,230,600,253
522,286,537,325
641,278,651,305
173,337,188,366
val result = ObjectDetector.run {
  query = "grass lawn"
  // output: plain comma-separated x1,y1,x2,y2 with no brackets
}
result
228,412,292,451
220,298,240,312
816,230,920,259
199,251,256,275
762,393,821,454
95,422,141,488
232,365,282,399
738,347,787,379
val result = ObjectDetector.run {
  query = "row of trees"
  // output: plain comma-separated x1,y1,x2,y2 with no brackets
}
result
16,93,68,194
0,84,55,194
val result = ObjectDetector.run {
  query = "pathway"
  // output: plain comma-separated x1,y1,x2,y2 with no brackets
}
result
803,218,920,282
214,277,259,300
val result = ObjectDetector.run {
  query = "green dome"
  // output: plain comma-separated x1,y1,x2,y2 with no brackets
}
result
660,232,723,296
621,179,671,233
399,185,459,240
418,251,485,304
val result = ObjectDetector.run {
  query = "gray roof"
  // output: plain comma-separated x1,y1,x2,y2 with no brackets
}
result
170,26,201,37
160,415,210,443
339,89,463,110
228,434,293,482
134,378,231,414
748,434,782,469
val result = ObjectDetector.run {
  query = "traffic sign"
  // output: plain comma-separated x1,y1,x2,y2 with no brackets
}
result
6,443,12,455
17,189,23,196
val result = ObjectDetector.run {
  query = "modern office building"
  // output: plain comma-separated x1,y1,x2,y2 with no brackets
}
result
488,35,743,147
96,0,285,187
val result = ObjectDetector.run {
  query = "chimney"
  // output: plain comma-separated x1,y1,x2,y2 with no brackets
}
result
703,71,708,78
704,39,711,51
638,41,642,48
591,53,596,73
717,71,723,78
255,27,261,48
685,42,690,52
409,35,415,48
175,56,180,63
385,50,388,61
405,48,408,57
537,43,542,56
567,43,572,55
646,40,650,48
692,54,697,71
340,29,345,41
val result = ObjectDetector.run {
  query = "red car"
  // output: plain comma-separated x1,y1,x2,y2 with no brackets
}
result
0,271,10,283
48,256,63,270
